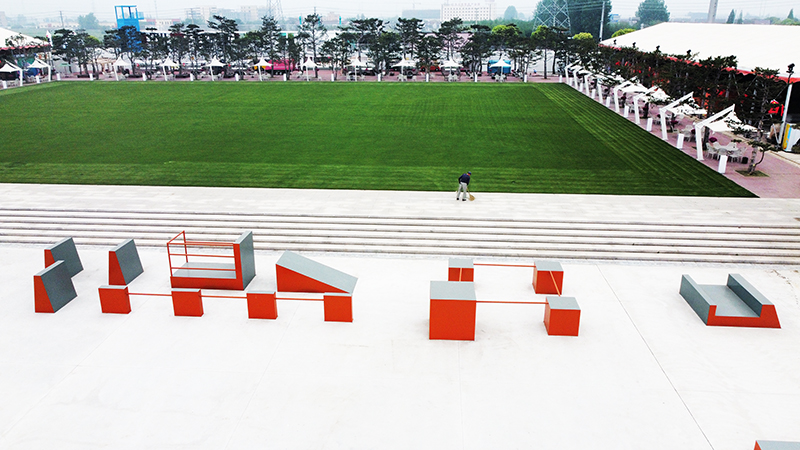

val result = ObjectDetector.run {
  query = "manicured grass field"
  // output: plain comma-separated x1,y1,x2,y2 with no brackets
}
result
0,81,753,197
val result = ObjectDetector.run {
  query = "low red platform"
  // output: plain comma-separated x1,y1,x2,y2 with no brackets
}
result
323,293,353,322
99,285,132,314
172,289,203,317
448,258,474,282
533,260,564,295
247,291,277,319
429,281,477,341
544,296,581,336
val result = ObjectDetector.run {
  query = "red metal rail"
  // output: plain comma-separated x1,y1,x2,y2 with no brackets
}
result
167,230,237,276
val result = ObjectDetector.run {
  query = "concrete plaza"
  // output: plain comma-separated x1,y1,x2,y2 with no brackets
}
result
1,184,799,449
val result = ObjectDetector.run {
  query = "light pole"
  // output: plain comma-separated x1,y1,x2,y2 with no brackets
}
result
778,63,795,149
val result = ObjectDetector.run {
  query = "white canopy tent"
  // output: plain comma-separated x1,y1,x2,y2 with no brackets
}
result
160,58,178,80
441,59,459,70
632,86,658,124
0,61,23,85
612,80,632,113
489,59,511,75
348,58,369,81
28,59,50,82
394,58,417,77
301,58,317,80
112,58,132,81
206,58,225,81
254,58,271,81
707,111,758,134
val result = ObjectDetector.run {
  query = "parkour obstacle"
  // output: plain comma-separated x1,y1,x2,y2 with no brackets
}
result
35,238,83,313
168,231,255,290
680,274,781,328
98,242,359,322
432,259,580,340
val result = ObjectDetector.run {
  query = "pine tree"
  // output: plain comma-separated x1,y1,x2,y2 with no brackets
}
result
789,9,795,20
736,11,743,24
726,9,736,24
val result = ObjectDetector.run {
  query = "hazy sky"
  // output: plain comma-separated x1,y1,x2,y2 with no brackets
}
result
5,0,798,24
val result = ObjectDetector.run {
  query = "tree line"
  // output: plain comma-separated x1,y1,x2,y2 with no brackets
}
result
48,13,599,79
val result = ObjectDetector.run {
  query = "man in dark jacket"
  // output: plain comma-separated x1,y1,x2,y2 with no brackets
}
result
457,171,471,201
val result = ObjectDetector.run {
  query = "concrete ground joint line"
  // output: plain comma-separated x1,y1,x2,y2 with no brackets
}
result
458,342,466,450
222,304,299,450
596,267,715,450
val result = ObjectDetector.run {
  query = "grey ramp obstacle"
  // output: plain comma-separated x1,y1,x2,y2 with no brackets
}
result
34,260,78,313
46,237,83,277
277,251,358,294
110,239,144,285
236,231,256,288
756,441,800,450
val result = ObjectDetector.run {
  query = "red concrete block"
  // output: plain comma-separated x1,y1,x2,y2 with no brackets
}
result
430,300,476,340
544,296,580,336
108,252,126,286
172,289,203,317
247,291,278,319
99,285,132,314
533,260,564,295
447,258,474,282
429,281,477,340
34,275,54,313
447,267,474,282
324,293,353,322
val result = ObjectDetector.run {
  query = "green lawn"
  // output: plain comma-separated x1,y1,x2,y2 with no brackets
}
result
0,81,754,197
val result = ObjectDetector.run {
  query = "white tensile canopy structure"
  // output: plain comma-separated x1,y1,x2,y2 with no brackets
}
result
206,58,225,81
254,58,271,80
394,58,417,76
112,58,132,81
600,23,800,79
707,111,759,133
670,104,707,116
0,61,23,85
160,58,179,80
441,59,459,70
301,58,317,80
490,59,511,71
348,58,368,80
27,59,51,83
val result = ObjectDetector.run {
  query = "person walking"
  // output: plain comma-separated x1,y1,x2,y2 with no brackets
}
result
456,171,471,201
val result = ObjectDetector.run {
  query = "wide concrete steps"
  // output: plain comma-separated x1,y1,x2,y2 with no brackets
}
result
1,208,799,265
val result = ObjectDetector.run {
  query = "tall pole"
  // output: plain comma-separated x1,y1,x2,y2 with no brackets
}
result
599,1,605,40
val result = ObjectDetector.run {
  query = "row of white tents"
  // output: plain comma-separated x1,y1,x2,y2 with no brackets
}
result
0,58,52,87
564,63,758,165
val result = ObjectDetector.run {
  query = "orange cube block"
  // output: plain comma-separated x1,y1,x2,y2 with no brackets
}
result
448,258,474,282
324,293,353,322
429,281,477,340
247,291,277,319
99,285,132,314
172,289,203,317
534,260,564,295
544,296,580,336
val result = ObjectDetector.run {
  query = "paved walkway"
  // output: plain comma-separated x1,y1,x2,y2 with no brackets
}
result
2,188,799,449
